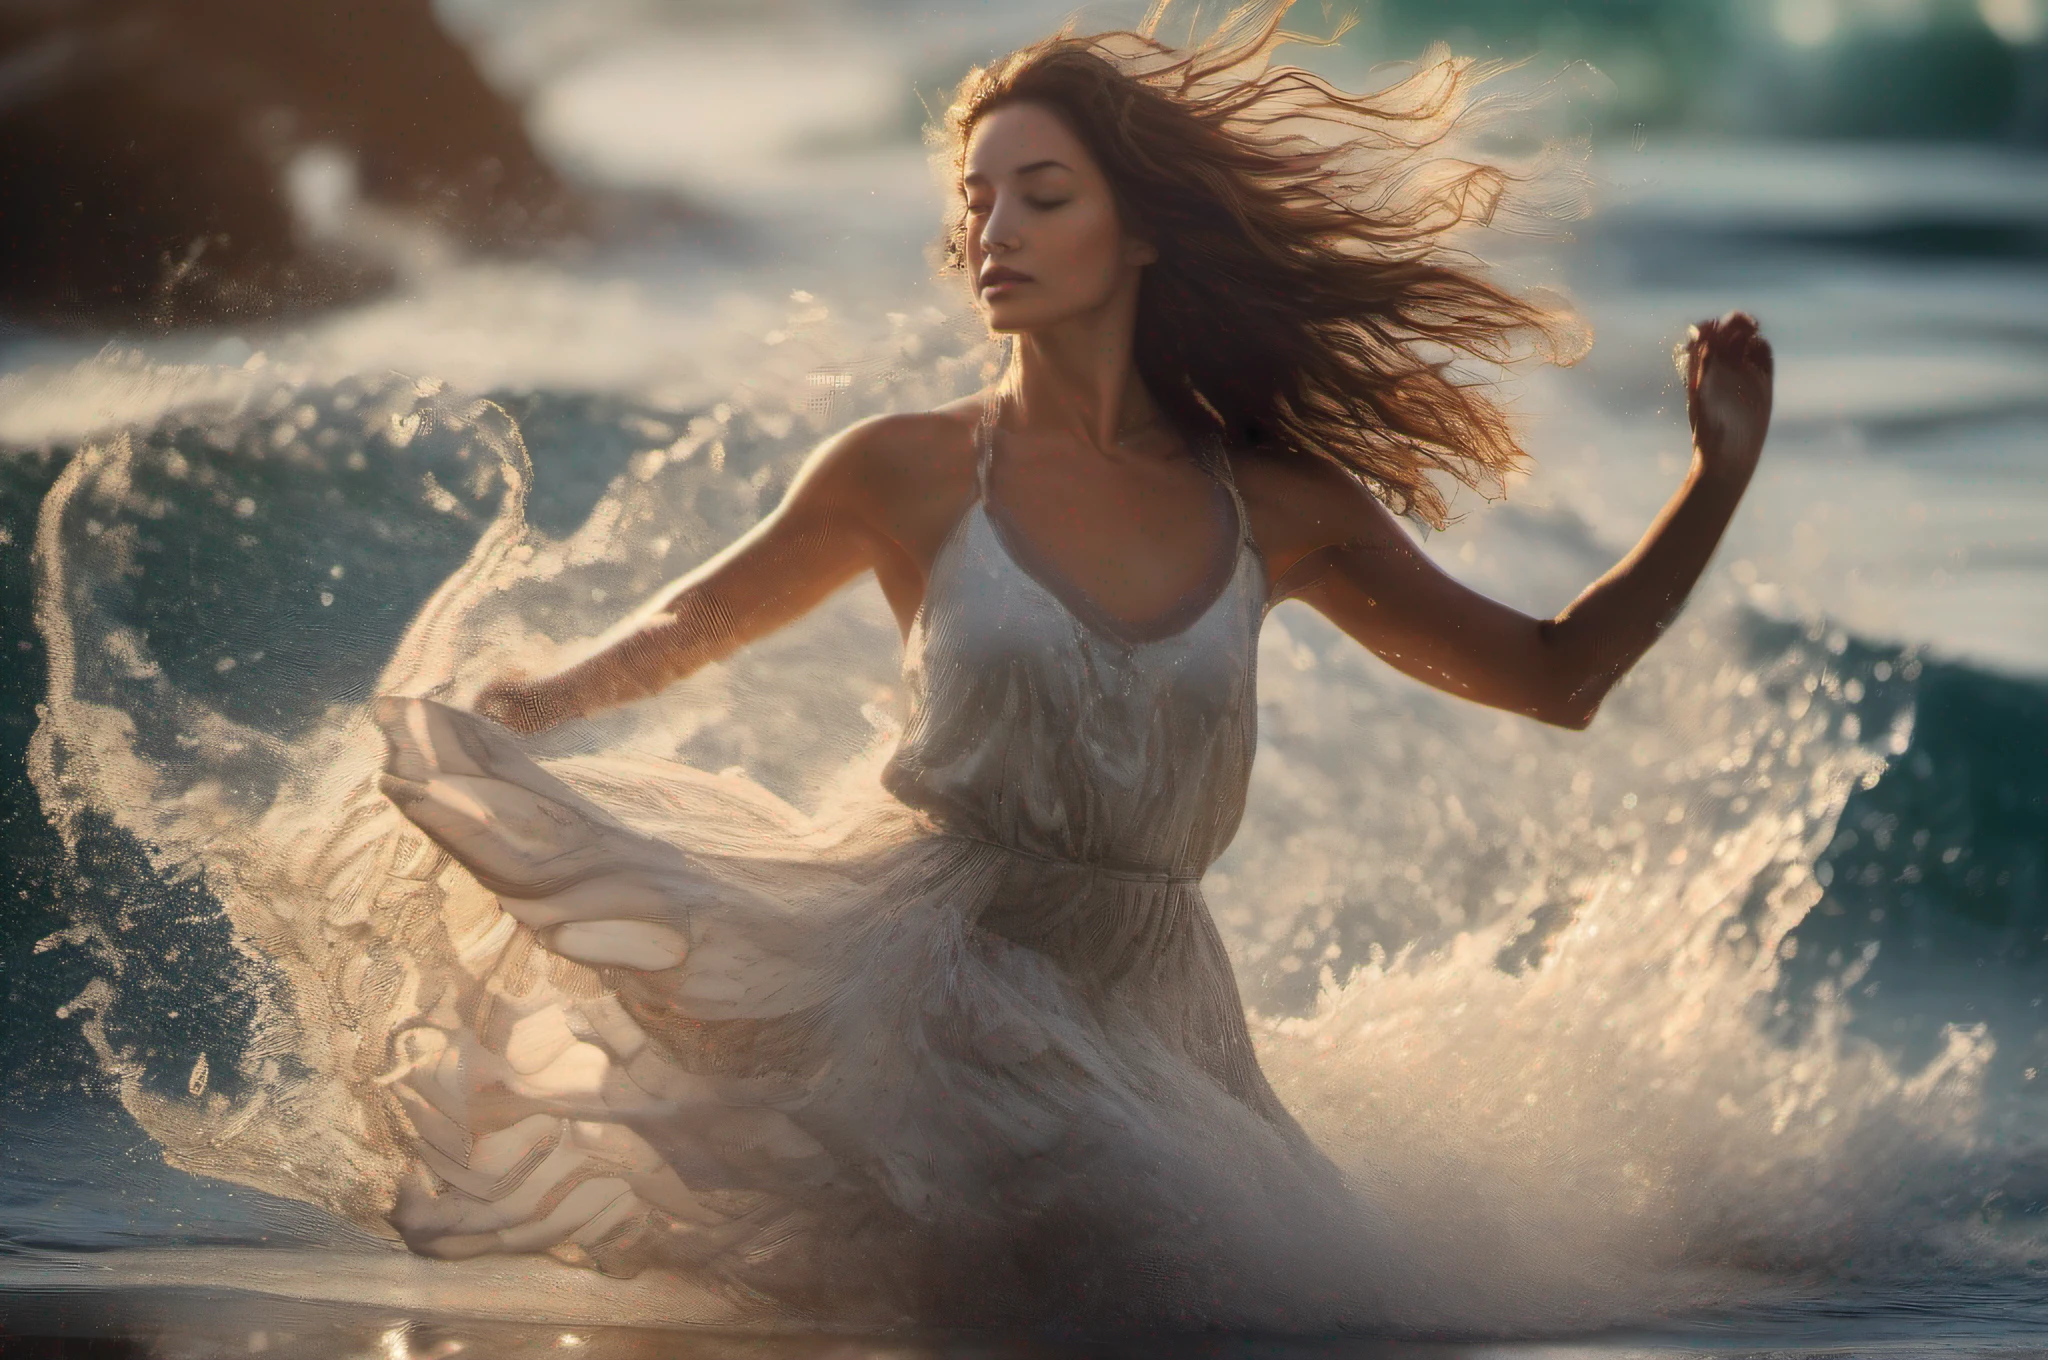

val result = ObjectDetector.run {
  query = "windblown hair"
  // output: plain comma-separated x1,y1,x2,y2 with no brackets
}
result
936,3,1587,527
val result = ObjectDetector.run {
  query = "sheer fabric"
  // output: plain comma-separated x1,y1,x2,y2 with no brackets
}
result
374,414,1376,1326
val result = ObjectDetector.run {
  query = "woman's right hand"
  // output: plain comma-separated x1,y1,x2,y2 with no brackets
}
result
472,674,575,735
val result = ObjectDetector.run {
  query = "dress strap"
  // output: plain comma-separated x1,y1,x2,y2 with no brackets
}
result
1201,430,1255,552
974,396,999,502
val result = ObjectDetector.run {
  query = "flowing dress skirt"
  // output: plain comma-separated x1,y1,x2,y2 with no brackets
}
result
374,696,1375,1327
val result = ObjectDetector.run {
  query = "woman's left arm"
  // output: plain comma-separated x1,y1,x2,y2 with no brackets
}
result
1281,312,1773,730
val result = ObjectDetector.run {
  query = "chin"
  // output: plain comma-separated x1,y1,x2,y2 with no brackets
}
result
979,299,1080,335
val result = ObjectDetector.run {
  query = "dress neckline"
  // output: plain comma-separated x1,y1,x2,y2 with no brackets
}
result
974,408,1250,649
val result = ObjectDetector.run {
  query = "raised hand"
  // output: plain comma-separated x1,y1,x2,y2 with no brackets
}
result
1678,310,1774,478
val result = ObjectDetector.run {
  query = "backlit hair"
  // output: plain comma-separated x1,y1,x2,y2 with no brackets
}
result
936,2,1588,527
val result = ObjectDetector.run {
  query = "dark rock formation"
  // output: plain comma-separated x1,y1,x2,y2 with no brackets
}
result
0,0,587,330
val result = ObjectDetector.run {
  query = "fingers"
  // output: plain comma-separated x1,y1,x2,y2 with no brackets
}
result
1716,309,1759,341
1690,311,1752,353
1742,327,1774,379
1674,324,1705,393
472,689,530,733
1683,311,1772,382
474,679,559,735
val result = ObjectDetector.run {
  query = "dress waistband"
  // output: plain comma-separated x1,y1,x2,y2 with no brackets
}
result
934,829,1203,885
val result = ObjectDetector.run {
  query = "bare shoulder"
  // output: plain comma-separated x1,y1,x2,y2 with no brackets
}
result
808,404,978,490
1229,449,1405,582
788,401,983,563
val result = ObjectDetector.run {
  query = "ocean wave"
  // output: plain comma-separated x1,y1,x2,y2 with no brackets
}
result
0,342,2039,1325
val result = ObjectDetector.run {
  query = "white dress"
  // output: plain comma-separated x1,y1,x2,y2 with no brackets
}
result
373,417,1378,1328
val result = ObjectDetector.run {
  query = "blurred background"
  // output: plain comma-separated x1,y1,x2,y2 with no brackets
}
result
1,0,2046,1351
3,0,2045,332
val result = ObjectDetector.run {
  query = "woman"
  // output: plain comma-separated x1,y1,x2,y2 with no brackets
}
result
374,9,1772,1330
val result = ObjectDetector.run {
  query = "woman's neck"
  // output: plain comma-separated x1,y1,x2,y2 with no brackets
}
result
999,297,1164,457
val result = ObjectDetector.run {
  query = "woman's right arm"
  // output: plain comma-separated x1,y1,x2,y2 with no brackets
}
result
475,420,890,733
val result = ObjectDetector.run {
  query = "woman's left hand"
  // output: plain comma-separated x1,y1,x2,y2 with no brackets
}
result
1679,310,1774,478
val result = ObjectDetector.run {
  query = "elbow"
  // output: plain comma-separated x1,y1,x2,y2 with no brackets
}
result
1541,701,1599,732
1521,683,1599,730
1540,674,1609,731
1532,621,1603,730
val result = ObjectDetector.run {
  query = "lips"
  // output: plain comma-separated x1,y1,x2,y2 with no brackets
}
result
979,267,1033,291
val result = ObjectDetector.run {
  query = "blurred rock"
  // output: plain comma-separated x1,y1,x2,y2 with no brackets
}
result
0,0,589,331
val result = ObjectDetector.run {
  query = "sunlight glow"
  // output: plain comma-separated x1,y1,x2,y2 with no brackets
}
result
1979,0,2047,42
1774,0,1842,46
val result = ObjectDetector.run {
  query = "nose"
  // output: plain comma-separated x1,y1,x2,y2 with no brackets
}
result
979,192,1022,256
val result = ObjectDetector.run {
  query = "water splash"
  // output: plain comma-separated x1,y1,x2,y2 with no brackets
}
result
25,305,984,1242
22,308,2031,1330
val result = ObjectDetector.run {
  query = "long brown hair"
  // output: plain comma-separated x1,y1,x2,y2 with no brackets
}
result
936,4,1586,528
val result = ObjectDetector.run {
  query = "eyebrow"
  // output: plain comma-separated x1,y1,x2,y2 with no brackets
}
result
961,159,1074,186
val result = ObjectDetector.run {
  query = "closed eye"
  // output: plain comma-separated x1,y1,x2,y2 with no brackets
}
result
961,193,1070,215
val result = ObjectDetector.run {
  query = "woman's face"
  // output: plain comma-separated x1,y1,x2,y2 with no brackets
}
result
961,101,1156,334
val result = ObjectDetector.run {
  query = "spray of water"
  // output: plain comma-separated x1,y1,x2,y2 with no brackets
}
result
21,300,2017,1332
